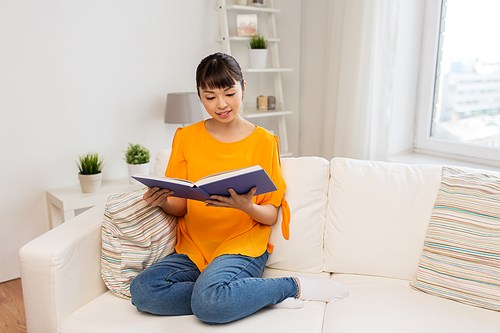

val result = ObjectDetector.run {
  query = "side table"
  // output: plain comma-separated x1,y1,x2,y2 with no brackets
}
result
46,178,133,229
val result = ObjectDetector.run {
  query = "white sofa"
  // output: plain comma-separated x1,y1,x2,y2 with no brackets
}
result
19,155,500,332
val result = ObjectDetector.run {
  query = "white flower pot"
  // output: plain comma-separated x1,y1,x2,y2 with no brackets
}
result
248,49,268,69
127,162,150,184
78,173,103,193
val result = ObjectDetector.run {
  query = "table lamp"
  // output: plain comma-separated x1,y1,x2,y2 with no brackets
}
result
164,92,204,126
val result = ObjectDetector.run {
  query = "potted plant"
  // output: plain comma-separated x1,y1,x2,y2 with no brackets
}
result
77,152,104,193
248,35,268,69
124,143,151,183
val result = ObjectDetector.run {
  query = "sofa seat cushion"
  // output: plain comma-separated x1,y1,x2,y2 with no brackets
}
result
325,158,442,280
57,268,328,333
324,274,500,333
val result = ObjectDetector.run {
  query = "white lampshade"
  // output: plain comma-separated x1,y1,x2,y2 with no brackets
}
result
164,92,204,124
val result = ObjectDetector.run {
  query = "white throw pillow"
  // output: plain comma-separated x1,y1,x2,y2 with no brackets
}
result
101,187,177,299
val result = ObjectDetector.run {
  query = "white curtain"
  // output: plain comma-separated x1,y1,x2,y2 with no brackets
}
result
321,0,400,160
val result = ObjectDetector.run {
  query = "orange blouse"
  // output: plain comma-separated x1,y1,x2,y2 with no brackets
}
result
165,121,289,271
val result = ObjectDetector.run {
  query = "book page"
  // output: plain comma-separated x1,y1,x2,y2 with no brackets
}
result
195,165,262,186
132,174,194,186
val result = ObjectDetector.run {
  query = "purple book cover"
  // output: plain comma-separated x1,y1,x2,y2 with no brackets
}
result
132,165,277,202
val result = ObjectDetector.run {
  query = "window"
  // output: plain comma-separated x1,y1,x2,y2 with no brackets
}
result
415,0,500,165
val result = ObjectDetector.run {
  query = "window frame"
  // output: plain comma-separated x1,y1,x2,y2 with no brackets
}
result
414,0,500,166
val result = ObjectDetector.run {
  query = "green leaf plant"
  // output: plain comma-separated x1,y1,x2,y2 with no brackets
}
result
77,152,104,175
249,35,268,49
124,143,151,165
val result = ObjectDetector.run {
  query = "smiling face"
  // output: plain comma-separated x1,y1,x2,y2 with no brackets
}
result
195,53,246,124
199,80,246,123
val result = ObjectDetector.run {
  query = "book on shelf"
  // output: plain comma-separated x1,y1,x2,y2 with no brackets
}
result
132,165,277,202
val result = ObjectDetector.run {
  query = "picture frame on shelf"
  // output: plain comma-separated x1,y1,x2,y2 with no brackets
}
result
237,14,258,37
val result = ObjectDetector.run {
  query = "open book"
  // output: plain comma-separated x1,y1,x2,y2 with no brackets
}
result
131,165,277,201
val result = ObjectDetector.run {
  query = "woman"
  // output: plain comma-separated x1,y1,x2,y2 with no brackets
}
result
130,52,348,324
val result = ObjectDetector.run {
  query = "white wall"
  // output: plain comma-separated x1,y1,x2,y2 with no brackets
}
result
299,0,330,156
0,0,301,282
0,0,222,282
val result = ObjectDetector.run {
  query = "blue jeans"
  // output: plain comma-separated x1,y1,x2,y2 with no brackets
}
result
129,251,299,324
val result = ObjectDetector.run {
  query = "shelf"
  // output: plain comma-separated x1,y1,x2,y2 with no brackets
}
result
216,37,280,43
241,110,293,119
218,0,292,156
225,5,280,13
242,68,293,73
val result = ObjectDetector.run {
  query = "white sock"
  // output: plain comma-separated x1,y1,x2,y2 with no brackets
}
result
296,275,349,302
267,297,304,309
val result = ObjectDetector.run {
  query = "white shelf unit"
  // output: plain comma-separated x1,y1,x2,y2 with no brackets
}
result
217,0,293,157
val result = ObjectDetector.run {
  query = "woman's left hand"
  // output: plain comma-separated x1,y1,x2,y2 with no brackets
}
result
205,187,257,212
205,187,279,226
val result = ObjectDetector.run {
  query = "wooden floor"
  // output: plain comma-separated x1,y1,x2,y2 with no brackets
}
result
0,278,26,333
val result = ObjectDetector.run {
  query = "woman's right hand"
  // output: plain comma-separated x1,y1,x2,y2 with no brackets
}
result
143,187,174,207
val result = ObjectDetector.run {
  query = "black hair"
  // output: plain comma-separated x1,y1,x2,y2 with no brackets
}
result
196,52,245,96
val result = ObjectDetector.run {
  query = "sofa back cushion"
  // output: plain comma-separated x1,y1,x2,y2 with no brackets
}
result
266,157,329,273
152,151,329,273
324,158,442,280
153,149,171,177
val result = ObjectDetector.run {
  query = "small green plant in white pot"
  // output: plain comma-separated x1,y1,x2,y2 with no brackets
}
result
248,35,268,69
77,152,104,193
124,143,151,183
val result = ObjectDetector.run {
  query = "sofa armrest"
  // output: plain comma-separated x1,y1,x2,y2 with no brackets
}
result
19,203,108,333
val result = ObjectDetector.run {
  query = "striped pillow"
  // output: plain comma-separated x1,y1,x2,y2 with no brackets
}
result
410,167,500,311
101,187,177,299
